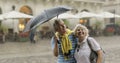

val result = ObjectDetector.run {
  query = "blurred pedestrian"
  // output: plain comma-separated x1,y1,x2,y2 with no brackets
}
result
29,29,36,43
0,31,4,43
34,31,39,42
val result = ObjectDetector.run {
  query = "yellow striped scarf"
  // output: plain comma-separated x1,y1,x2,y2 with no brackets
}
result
55,29,73,60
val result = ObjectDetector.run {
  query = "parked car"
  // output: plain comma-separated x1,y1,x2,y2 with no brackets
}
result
103,24,120,35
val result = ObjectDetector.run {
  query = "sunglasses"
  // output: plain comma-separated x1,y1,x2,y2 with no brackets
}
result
77,45,80,52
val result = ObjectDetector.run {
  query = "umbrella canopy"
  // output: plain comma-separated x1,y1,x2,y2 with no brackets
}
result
97,12,120,18
0,14,4,20
0,11,33,19
75,11,98,18
53,13,77,19
0,11,33,33
23,6,72,32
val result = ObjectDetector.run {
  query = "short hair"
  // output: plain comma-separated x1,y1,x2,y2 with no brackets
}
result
53,19,64,31
73,24,89,36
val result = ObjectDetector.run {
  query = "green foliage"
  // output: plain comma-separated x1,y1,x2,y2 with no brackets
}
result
63,19,69,26
115,21,120,26
0,25,8,34
93,21,102,29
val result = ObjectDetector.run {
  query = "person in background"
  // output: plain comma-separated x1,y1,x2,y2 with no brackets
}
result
73,24,103,63
34,31,39,42
0,31,4,43
51,19,77,63
29,29,36,43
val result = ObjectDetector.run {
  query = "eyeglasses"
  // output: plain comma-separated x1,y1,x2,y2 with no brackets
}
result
77,45,80,52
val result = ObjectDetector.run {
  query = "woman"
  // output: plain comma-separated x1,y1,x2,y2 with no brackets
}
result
73,24,103,63
51,19,77,63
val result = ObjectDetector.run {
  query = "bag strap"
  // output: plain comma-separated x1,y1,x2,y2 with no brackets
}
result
87,38,92,50
87,37,105,53
87,37,95,52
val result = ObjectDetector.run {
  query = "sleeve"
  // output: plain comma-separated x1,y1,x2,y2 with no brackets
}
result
89,37,101,51
51,37,55,51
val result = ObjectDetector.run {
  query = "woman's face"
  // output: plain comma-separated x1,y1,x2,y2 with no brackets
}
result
57,21,66,35
75,27,86,38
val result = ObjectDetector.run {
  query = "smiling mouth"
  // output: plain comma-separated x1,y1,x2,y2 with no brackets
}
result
78,32,84,36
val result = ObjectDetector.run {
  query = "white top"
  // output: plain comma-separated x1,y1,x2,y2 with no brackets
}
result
74,37,101,63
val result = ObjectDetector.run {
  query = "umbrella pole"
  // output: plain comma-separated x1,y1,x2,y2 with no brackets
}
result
13,19,14,33
13,19,15,33
12,19,15,41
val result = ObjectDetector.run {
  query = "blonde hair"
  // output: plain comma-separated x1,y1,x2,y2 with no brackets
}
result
73,24,89,36
53,19,64,31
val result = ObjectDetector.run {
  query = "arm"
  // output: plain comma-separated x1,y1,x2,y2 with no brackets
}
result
88,37,103,63
51,36,58,57
97,50,103,63
53,36,58,57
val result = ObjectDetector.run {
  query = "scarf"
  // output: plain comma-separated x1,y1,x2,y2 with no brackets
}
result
55,29,73,60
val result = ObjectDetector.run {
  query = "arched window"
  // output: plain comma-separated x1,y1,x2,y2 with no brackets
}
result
81,9,89,12
19,5,33,32
80,9,90,26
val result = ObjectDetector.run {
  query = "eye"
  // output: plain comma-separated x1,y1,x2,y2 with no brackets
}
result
77,29,80,31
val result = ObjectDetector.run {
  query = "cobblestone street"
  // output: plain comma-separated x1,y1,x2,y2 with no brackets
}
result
0,36,120,63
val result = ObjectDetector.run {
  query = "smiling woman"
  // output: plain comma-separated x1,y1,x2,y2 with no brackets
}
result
73,24,104,63
73,24,89,38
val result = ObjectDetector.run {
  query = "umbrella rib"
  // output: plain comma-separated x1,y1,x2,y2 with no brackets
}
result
57,14,58,19
44,10,49,19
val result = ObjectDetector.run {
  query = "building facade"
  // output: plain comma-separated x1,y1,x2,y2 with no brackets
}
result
103,0,120,24
0,0,104,33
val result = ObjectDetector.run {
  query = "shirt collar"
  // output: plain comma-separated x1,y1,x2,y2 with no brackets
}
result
78,36,88,45
83,36,88,43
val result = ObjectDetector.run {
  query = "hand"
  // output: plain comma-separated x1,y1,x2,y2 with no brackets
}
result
54,33,59,40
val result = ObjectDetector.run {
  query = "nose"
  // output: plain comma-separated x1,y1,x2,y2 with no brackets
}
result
77,31,82,35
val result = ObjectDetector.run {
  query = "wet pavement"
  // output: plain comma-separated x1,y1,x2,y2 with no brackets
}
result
0,36,120,63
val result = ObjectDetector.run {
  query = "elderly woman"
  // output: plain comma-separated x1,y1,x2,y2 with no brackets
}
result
73,24,103,63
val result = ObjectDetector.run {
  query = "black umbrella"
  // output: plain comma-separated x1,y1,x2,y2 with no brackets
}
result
23,6,72,32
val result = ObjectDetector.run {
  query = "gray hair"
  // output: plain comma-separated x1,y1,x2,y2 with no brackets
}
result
73,24,89,36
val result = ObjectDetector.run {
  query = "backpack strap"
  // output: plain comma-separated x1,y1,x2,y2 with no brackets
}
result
87,37,94,51
87,37,105,53
87,37,105,63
